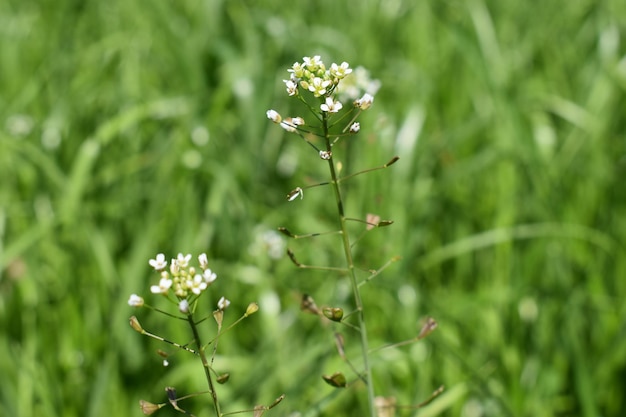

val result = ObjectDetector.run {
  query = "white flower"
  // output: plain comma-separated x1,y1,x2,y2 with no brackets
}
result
283,79,298,96
288,62,305,78
179,299,190,314
307,77,331,97
198,253,209,269
355,93,374,110
163,359,169,367
203,268,217,284
187,274,208,295
320,97,343,113
218,296,231,311
266,109,282,123
149,254,167,271
128,294,144,307
175,253,192,268
330,62,352,80
319,150,332,160
303,55,323,71
349,122,360,133
150,277,173,294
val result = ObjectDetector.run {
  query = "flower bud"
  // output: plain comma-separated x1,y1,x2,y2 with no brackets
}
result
128,294,144,307
266,109,282,123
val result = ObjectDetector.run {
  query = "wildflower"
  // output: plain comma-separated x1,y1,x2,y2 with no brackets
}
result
218,296,231,311
283,79,298,96
319,150,332,160
349,122,360,133
151,277,173,294
330,62,352,81
198,253,209,269
175,253,192,268
266,109,282,123
307,77,331,97
355,93,374,110
320,97,343,113
288,61,306,78
179,299,190,314
203,268,217,284
128,294,144,307
149,254,168,271
303,55,324,72
187,274,208,295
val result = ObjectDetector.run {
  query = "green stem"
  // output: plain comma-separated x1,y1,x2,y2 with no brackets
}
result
322,113,376,417
187,314,221,417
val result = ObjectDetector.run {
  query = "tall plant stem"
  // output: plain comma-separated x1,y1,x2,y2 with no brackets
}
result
322,113,376,417
187,315,221,417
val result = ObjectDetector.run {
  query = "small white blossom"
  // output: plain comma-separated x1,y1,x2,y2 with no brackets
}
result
319,150,332,160
307,77,331,97
283,79,298,96
187,274,208,295
288,62,306,78
179,299,190,314
163,359,169,367
349,122,360,133
150,277,173,294
218,296,231,311
355,93,374,110
320,97,343,113
330,62,352,80
175,253,192,268
198,253,209,269
266,109,282,123
149,254,168,271
303,55,323,71
203,268,217,284
128,294,144,307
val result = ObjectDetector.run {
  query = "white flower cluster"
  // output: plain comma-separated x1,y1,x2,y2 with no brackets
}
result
146,253,217,299
128,253,228,313
266,55,376,128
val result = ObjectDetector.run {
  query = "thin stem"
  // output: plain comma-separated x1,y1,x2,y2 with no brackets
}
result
322,112,376,417
187,315,221,417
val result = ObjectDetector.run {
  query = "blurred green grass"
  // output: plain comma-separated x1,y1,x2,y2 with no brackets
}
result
1,0,626,416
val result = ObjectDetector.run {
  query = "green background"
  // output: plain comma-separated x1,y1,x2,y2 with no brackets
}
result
1,0,625,416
